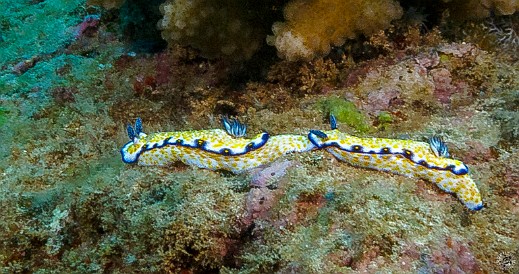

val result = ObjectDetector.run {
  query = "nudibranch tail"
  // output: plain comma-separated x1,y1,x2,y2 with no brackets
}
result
120,117,315,173
309,115,483,210
429,135,450,158
222,116,247,138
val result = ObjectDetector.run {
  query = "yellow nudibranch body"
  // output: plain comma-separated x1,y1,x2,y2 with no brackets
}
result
120,117,315,173
308,116,483,211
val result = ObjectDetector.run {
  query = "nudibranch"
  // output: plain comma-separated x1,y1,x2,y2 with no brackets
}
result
308,115,483,210
120,117,315,173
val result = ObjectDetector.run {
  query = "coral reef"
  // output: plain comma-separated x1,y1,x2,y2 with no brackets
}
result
89,0,519,62
2,0,519,273
88,0,519,62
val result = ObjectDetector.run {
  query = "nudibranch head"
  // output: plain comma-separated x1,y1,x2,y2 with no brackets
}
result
309,115,483,211
307,114,339,147
121,118,148,163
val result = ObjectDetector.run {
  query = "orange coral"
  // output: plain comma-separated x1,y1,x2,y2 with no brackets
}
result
267,0,403,61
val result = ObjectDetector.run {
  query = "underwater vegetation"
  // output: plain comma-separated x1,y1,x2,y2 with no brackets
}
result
1,0,519,273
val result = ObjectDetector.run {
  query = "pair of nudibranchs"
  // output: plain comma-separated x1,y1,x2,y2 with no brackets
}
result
120,116,483,211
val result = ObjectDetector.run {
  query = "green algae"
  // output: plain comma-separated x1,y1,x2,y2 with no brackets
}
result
377,111,393,124
376,111,393,131
316,97,371,133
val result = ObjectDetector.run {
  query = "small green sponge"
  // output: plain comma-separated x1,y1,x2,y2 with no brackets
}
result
317,97,370,133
